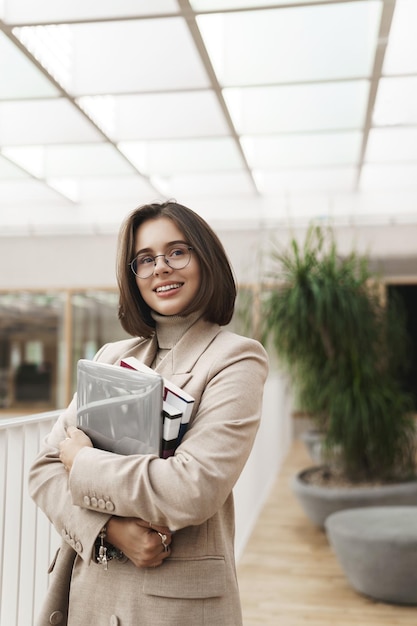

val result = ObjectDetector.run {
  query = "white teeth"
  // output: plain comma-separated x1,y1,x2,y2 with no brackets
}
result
156,283,181,293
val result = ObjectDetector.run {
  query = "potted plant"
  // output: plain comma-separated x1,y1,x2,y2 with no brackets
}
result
261,225,417,527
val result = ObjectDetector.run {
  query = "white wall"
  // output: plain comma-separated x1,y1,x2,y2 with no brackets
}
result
1,221,417,291
234,371,293,560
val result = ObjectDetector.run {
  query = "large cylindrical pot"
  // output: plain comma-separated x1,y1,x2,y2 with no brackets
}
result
291,466,417,528
325,506,417,605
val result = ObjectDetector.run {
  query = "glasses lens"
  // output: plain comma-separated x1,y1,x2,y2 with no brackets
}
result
131,254,154,278
130,245,192,278
165,245,192,270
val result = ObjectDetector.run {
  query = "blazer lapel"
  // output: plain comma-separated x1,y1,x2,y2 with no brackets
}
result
122,334,158,368
117,319,222,388
156,318,222,386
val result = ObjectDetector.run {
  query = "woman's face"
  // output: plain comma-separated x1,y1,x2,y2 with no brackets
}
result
133,217,201,317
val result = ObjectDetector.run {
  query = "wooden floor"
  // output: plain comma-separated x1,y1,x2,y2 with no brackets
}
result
237,440,417,625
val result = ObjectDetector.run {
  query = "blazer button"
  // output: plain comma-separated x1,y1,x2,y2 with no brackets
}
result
109,616,119,626
91,496,98,507
98,499,106,510
83,496,91,506
75,541,82,552
49,610,63,624
105,501,115,512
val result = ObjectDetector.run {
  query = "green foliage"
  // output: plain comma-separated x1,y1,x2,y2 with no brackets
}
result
262,225,416,482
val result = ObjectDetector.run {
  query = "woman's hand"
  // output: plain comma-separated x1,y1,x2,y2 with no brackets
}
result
106,517,172,568
59,426,93,472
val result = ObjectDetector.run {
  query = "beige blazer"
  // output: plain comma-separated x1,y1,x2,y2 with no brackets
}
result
29,318,268,626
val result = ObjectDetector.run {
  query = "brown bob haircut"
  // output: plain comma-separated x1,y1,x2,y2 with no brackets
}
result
117,201,237,338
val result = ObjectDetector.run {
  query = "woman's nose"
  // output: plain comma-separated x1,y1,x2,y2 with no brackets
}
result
153,255,171,273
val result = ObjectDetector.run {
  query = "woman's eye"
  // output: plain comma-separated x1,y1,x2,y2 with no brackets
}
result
139,256,153,265
169,247,185,258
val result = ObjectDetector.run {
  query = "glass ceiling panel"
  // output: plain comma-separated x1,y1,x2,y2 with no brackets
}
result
7,144,137,178
160,172,255,197
76,176,156,202
77,91,229,141
191,0,336,9
382,0,417,75
0,179,73,205
4,0,178,24
44,144,137,177
365,128,417,163
2,146,46,177
224,81,369,134
254,167,357,194
66,19,209,95
360,164,417,191
373,77,417,126
0,99,103,145
0,154,29,179
0,0,416,231
13,24,73,91
241,132,362,169
118,138,243,175
0,31,59,99
197,1,381,86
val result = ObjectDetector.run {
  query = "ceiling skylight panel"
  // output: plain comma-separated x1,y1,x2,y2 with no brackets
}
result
383,0,417,75
0,179,72,205
46,178,79,202
2,146,46,177
0,99,103,145
77,176,156,202
76,95,116,138
43,144,136,177
119,138,243,175
14,24,73,90
241,132,362,169
70,19,210,96
0,154,29,179
197,1,382,86
373,77,417,126
0,31,59,99
254,167,356,193
224,81,369,134
158,172,254,197
360,164,417,190
4,0,179,23
365,128,417,163
191,0,335,9
78,91,229,141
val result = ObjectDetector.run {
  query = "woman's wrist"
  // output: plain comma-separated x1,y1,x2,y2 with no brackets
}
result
94,524,126,567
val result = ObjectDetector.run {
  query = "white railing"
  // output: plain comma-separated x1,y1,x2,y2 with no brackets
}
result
0,411,61,626
0,373,293,626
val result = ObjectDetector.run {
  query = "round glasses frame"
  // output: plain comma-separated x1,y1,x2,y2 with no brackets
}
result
129,245,194,279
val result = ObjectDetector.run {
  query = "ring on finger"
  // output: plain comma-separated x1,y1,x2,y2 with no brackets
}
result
157,532,169,551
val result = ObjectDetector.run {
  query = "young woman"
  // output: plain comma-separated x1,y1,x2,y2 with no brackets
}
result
29,201,268,626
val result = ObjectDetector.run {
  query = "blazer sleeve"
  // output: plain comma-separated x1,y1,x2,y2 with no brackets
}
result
66,335,269,531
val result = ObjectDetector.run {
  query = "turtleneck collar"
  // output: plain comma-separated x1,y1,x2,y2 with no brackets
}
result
151,310,203,350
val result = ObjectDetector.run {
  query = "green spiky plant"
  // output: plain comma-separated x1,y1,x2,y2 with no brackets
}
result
262,225,416,483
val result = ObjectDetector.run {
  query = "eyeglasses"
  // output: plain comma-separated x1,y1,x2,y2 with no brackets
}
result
130,244,194,278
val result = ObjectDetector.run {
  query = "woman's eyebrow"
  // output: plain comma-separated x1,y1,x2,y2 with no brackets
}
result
134,240,188,256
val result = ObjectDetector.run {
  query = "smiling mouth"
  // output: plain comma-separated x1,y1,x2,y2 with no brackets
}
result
155,283,183,293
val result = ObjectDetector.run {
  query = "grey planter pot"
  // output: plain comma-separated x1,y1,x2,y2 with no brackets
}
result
291,466,417,529
325,506,417,605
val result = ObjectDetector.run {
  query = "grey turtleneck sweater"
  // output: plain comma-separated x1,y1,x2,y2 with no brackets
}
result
151,310,202,367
